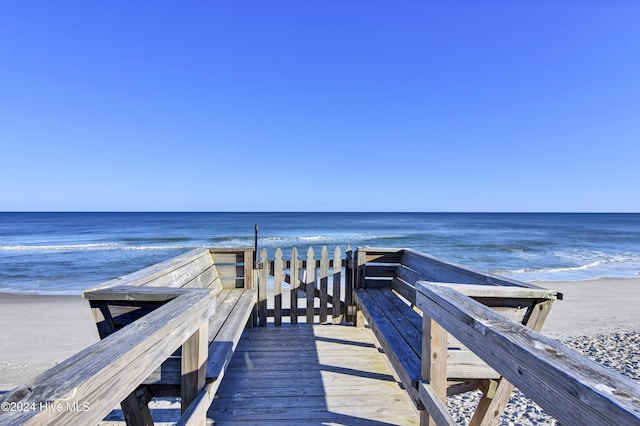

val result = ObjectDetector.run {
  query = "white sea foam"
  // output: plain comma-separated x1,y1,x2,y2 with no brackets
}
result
501,251,640,281
0,243,194,252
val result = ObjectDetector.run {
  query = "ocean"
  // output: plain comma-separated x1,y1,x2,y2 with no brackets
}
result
1,212,639,295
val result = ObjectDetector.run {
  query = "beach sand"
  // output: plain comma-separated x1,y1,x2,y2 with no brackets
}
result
534,278,640,339
0,293,99,391
1,278,639,423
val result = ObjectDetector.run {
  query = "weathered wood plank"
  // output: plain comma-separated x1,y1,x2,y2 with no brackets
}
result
319,246,329,324
370,288,421,356
290,248,299,325
84,248,213,292
306,247,315,324
416,281,640,426
433,282,557,299
421,312,448,424
357,247,403,264
468,298,555,426
258,248,268,327
353,288,421,405
344,247,355,323
207,325,418,425
273,248,283,326
243,250,255,290
418,382,457,426
210,251,245,265
403,249,549,290
365,265,397,278
332,247,342,324
391,275,417,305
206,289,258,382
208,290,245,342
181,323,208,414
84,285,217,302
120,386,154,426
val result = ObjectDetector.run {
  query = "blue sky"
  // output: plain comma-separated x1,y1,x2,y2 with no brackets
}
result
1,1,639,212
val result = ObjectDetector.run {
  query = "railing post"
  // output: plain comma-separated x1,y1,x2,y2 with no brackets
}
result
420,314,448,425
344,246,355,324
244,249,257,328
181,322,209,416
356,248,367,289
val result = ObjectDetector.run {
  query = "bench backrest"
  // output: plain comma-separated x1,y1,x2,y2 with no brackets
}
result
84,248,255,337
357,246,558,307
86,247,255,292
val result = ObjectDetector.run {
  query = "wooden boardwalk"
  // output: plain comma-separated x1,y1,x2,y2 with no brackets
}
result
207,324,419,425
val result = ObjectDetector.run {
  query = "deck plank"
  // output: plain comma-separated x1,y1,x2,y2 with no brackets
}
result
208,324,419,425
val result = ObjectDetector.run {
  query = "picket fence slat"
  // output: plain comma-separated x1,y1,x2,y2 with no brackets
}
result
257,246,351,325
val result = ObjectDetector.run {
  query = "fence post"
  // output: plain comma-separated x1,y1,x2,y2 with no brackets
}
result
319,246,329,324
290,247,299,324
258,248,268,327
344,246,354,324
274,248,283,326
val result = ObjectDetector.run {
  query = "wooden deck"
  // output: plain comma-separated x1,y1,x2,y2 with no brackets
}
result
208,324,419,425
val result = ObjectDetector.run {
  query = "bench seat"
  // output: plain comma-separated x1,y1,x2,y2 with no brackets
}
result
141,288,257,390
354,287,423,404
353,247,560,417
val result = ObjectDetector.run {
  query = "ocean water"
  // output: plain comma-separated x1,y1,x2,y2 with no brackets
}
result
1,212,639,295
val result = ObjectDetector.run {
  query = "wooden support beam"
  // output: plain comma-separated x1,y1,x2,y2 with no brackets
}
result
418,382,457,426
181,323,208,415
420,313,448,425
470,299,555,426
121,386,154,426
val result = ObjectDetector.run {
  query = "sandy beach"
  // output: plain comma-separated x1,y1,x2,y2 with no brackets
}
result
0,293,99,391
1,278,639,423
535,278,640,339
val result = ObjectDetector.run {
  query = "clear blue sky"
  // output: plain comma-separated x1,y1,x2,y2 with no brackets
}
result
1,1,639,212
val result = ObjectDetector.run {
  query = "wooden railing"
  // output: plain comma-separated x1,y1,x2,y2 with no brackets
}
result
256,246,355,326
0,287,215,426
416,281,640,426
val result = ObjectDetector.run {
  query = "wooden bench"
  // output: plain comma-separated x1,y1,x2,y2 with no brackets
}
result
83,247,258,425
352,247,560,425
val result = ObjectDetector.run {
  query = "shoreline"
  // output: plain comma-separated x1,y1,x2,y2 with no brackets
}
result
531,277,640,339
1,277,639,392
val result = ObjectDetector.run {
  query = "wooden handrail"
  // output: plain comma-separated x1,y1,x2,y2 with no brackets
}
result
416,281,640,425
0,287,215,426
